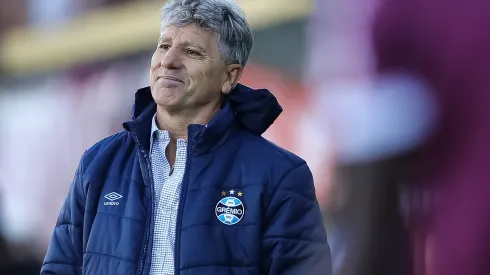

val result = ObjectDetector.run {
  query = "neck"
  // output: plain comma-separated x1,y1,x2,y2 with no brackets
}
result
155,101,221,140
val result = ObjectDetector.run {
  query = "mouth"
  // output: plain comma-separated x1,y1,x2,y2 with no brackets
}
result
158,75,184,83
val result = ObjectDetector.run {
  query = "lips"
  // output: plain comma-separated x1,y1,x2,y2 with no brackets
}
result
157,75,184,83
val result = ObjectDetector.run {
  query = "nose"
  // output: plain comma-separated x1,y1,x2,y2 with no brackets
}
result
160,47,183,70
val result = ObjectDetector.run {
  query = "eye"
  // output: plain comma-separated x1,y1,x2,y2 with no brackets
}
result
184,49,201,56
158,43,170,50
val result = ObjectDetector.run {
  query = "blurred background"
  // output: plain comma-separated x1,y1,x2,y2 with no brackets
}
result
1,0,489,274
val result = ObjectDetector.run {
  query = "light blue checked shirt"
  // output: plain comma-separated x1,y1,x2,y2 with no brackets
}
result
149,114,188,275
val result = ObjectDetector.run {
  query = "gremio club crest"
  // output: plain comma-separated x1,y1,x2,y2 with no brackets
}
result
215,189,245,225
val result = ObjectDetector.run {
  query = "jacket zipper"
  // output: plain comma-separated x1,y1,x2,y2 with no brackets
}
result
174,136,192,275
140,151,155,275
130,131,155,275
132,127,193,275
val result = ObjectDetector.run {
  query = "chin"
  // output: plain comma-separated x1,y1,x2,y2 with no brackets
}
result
155,97,187,113
153,85,182,100
155,97,182,107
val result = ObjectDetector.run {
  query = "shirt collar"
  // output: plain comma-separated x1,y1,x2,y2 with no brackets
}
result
150,113,165,149
151,113,159,136
151,113,190,150
150,110,214,148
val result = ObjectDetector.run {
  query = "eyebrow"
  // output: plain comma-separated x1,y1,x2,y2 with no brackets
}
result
158,37,207,53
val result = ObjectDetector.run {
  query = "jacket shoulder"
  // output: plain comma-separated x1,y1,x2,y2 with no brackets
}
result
233,131,318,203
241,131,306,166
79,131,133,173
236,130,309,185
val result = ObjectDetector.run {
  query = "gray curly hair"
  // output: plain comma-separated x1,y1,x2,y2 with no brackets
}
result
160,0,254,66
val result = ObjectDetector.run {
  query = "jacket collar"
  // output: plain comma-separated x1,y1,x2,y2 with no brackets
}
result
123,83,282,155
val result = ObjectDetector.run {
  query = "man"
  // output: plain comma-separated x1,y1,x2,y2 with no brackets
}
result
40,0,331,274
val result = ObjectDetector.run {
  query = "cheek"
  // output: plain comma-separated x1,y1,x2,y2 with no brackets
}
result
187,70,207,90
151,53,159,66
150,53,161,74
205,67,225,88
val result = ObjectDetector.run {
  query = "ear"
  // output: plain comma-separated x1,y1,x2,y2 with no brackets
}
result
221,64,244,94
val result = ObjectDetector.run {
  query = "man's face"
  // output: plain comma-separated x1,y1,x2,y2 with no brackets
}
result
150,24,230,112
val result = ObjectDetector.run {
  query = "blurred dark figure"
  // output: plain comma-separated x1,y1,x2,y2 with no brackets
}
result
0,233,41,275
373,0,490,274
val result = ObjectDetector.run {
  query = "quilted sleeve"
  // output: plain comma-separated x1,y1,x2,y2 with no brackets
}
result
262,163,332,275
40,153,87,275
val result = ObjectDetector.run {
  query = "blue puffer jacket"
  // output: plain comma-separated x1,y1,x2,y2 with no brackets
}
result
41,84,331,275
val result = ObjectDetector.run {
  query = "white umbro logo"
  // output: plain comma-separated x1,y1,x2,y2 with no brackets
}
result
104,192,123,206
